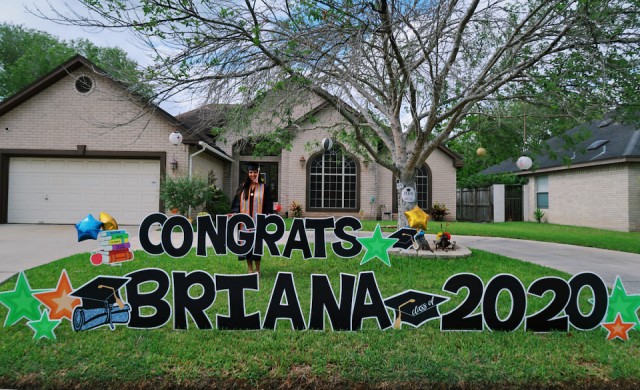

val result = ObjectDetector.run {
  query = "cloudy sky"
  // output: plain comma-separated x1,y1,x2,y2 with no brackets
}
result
0,0,188,114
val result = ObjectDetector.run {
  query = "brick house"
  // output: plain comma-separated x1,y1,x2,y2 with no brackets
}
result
0,55,462,225
482,116,640,232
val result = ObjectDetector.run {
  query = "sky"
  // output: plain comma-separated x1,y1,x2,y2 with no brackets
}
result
0,0,187,115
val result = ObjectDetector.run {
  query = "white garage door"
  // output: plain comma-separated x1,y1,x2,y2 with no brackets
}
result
8,157,160,225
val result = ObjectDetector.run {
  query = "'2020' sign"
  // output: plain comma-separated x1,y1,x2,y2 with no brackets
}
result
441,272,608,332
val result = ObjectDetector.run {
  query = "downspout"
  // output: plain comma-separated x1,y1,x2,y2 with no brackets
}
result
188,143,208,217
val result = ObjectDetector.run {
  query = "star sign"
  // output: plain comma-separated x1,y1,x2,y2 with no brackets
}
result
34,270,80,321
605,276,640,330
26,309,61,340
0,271,48,326
356,224,398,267
602,313,635,341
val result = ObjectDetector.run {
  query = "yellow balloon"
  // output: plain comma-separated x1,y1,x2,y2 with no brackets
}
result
404,206,429,231
99,212,119,231
476,147,487,157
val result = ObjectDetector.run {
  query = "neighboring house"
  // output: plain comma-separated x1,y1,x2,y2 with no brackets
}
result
178,90,463,220
0,54,461,225
0,55,230,225
482,116,640,232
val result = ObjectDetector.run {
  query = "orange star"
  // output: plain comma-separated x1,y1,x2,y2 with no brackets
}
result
602,313,635,341
33,270,80,321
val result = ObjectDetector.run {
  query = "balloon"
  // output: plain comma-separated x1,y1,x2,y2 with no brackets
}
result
274,203,282,213
99,212,119,231
476,147,487,157
517,156,533,170
404,206,429,231
75,214,103,242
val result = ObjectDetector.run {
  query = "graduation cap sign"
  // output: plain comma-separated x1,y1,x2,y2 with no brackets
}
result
70,276,131,331
384,289,449,329
388,228,418,250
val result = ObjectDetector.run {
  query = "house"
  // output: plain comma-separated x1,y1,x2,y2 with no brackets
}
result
482,116,640,232
0,55,230,225
0,55,462,225
178,89,463,221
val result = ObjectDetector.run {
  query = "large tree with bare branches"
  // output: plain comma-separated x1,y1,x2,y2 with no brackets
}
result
38,0,640,223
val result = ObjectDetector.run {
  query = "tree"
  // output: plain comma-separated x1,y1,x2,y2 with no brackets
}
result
39,0,640,225
0,23,151,100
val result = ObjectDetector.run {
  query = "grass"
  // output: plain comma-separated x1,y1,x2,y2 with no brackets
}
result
1,248,638,389
358,219,640,254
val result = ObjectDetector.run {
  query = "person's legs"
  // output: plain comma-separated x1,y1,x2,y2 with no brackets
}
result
254,260,261,275
246,259,254,273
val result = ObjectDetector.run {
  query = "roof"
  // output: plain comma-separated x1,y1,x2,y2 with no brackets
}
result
0,54,233,162
482,116,640,175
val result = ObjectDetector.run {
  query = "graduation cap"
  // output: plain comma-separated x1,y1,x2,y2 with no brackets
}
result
246,163,260,171
388,227,418,250
384,289,449,329
70,276,131,331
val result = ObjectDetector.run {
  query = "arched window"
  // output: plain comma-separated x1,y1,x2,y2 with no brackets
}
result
308,148,359,210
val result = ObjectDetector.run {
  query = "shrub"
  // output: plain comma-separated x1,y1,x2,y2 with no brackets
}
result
290,201,303,218
204,175,231,216
533,208,545,223
160,176,213,217
428,202,450,221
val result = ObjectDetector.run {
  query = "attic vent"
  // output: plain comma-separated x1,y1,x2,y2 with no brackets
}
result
598,118,614,128
587,139,609,150
75,76,94,94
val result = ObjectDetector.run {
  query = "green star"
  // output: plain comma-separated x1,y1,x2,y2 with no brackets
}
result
27,309,61,340
0,271,47,326
606,276,640,330
356,224,398,267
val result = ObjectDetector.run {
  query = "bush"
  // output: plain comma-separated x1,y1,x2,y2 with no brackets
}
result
159,176,213,217
533,208,546,223
204,175,231,216
428,202,450,221
290,201,303,218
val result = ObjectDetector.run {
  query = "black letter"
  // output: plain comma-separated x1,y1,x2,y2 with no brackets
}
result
226,214,255,256
282,218,312,259
125,268,172,329
263,272,306,330
139,213,167,255
309,273,356,331
215,274,261,330
352,272,391,330
305,218,335,258
254,214,285,256
162,215,193,258
332,216,363,258
197,215,228,256
172,271,216,330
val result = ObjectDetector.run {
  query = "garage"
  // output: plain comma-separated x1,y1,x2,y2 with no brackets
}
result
8,157,160,225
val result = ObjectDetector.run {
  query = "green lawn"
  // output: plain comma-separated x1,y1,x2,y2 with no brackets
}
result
1,249,638,389
360,220,640,254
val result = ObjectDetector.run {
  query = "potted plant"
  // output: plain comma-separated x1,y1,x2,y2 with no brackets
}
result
289,201,303,218
428,202,450,221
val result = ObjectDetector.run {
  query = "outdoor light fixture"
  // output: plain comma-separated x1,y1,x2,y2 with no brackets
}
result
169,130,183,145
170,157,178,171
299,156,306,168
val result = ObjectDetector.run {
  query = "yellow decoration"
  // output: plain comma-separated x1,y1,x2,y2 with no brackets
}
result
404,206,429,231
99,212,119,231
476,147,487,157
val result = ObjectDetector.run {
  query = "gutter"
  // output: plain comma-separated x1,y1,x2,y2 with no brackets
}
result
197,141,234,163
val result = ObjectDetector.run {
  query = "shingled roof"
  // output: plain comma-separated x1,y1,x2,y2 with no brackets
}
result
481,116,640,175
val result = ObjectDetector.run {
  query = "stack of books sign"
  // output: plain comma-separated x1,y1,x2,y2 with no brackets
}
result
90,230,134,266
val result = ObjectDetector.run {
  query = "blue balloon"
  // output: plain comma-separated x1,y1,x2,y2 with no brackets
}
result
75,214,103,242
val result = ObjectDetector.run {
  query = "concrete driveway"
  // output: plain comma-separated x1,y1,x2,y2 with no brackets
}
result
0,224,639,293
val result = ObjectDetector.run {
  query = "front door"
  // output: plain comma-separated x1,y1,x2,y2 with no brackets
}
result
239,162,278,201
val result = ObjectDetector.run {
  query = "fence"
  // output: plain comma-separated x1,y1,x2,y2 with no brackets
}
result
456,187,493,222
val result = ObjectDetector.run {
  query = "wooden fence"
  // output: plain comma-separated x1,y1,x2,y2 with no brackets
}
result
456,187,493,222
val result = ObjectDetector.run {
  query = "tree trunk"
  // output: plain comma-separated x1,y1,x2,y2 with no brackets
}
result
396,174,417,227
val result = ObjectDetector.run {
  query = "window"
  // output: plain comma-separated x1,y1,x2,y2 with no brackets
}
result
308,149,358,210
536,176,549,209
415,165,430,210
75,76,94,94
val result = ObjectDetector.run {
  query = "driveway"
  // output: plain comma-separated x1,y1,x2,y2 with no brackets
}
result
1,224,639,293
